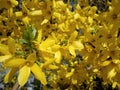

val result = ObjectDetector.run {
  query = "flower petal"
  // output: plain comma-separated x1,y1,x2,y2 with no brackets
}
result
66,69,75,78
31,63,47,85
41,19,48,25
22,16,30,25
3,58,26,68
101,61,111,66
48,64,59,70
69,45,76,57
9,0,18,6
30,10,42,16
107,68,116,80
72,41,84,50
0,44,10,55
42,57,55,68
55,51,62,63
4,68,18,83
0,55,12,62
8,37,16,54
39,37,55,51
18,65,30,86
26,52,36,64
37,29,42,44
69,31,78,42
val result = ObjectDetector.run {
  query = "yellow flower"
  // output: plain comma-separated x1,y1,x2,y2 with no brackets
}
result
15,11,23,17
3,52,47,86
0,37,16,62
68,31,84,57
39,37,55,53
22,16,31,25
29,10,42,16
48,64,58,70
100,63,113,81
4,68,19,83
9,0,18,6
55,50,61,63
100,59,120,81
107,68,117,80
39,0,52,20
66,68,75,78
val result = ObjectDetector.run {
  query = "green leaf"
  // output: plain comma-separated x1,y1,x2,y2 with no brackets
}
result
22,25,38,42
19,38,27,44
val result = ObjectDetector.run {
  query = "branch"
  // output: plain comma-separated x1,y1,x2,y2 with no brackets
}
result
12,81,19,90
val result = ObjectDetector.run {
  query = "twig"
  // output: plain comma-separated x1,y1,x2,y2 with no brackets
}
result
12,81,19,90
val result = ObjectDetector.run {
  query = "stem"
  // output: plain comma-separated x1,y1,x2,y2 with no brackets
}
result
12,81,19,90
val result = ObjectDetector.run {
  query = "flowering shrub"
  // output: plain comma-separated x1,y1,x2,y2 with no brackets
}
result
0,0,120,89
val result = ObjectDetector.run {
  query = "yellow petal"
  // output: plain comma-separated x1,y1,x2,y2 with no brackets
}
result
4,68,18,83
48,64,58,70
26,52,36,64
80,16,86,23
69,46,76,57
107,68,116,80
69,31,78,42
112,82,118,89
15,11,23,17
39,37,55,51
8,8,13,17
66,69,75,78
53,0,56,8
72,41,84,50
112,59,120,64
18,65,30,86
3,58,26,68
42,57,55,68
53,12,61,20
41,19,49,25
0,55,12,62
72,78,77,84
0,44,10,55
31,63,47,85
30,10,42,16
22,16,30,25
9,0,18,6
74,13,81,20
8,37,16,54
37,29,42,44
51,45,60,52
101,61,111,66
93,69,99,73
55,51,62,63
88,16,93,25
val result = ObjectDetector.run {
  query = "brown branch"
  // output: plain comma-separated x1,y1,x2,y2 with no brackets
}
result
12,81,19,90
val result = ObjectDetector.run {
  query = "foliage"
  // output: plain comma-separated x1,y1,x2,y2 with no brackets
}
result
0,0,120,89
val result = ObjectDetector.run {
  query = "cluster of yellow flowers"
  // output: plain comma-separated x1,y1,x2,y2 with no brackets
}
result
0,0,120,89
